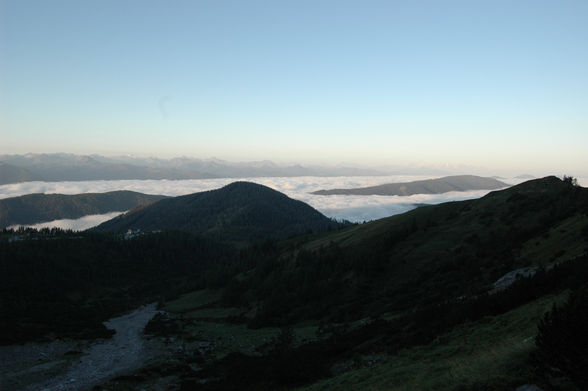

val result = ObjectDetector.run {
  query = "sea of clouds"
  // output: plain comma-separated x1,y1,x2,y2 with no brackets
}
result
2,174,562,230
8,211,126,232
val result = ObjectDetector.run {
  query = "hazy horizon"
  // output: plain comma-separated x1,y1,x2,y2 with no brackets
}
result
1,151,584,179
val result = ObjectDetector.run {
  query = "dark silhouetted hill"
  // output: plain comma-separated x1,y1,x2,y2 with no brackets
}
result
94,182,340,242
312,175,508,196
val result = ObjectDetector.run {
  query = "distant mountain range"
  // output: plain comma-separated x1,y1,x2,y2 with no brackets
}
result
0,162,42,184
312,175,508,196
0,191,166,228
0,153,384,184
94,182,342,243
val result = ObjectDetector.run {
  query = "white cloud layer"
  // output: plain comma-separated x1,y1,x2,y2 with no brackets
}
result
9,211,125,231
2,174,568,229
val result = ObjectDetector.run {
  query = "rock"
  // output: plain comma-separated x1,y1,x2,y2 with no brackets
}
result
491,267,538,293
515,384,544,391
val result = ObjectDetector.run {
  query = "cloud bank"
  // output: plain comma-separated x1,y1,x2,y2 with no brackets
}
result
0,174,543,229
9,211,125,232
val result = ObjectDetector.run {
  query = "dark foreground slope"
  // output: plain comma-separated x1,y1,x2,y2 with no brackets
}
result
0,191,167,228
95,181,340,243
312,174,508,195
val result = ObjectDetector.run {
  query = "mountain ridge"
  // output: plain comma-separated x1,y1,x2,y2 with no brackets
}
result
312,175,509,196
94,181,342,243
0,153,384,184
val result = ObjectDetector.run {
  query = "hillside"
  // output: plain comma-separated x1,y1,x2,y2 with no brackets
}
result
0,191,167,228
3,176,587,390
312,175,508,196
94,181,341,243
229,176,588,326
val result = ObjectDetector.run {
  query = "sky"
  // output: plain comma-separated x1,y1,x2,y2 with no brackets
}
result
1,0,587,175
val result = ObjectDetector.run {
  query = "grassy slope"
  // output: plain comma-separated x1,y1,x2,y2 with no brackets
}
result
298,293,568,391
137,287,572,390
228,177,588,327
309,176,588,278
160,289,317,358
519,214,588,266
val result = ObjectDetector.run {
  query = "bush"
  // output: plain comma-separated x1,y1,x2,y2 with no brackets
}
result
562,175,578,187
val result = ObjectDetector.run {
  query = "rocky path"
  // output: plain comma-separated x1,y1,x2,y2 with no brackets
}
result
0,303,160,391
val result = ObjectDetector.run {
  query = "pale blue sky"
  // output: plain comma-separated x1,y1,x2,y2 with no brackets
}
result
1,0,587,174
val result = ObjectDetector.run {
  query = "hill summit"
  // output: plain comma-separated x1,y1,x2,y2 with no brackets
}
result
94,181,340,243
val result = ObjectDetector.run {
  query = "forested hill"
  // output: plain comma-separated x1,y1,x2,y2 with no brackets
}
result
0,191,167,228
94,181,342,243
312,174,508,196
0,230,236,344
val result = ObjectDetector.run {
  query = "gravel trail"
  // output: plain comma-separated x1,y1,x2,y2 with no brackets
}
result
0,303,160,391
